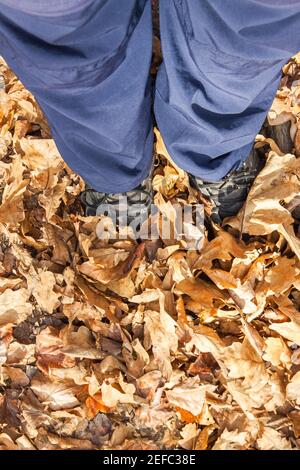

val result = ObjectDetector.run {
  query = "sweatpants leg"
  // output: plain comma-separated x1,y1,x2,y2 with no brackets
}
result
0,0,153,193
155,0,300,182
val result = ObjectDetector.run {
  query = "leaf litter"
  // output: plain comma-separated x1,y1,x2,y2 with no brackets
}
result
1,49,300,450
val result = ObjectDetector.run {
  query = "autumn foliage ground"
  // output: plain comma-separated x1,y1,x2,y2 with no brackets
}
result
0,40,300,449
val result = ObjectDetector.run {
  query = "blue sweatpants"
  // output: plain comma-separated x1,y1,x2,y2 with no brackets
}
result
0,1,299,192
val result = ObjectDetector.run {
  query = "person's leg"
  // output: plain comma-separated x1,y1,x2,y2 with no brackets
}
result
155,0,300,183
0,0,153,193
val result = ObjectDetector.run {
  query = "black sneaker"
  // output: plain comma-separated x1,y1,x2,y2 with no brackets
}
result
190,149,264,224
190,122,293,223
80,176,153,227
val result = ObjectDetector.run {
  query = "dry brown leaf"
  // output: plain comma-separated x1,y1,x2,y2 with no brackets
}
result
31,375,80,411
286,371,300,405
166,378,215,416
0,288,32,326
144,301,178,379
270,320,300,346
229,151,300,239
263,337,292,368
256,427,292,451
27,269,60,314
0,158,28,226
19,138,63,171
178,423,198,450
176,277,225,312
101,380,136,408
78,243,144,285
